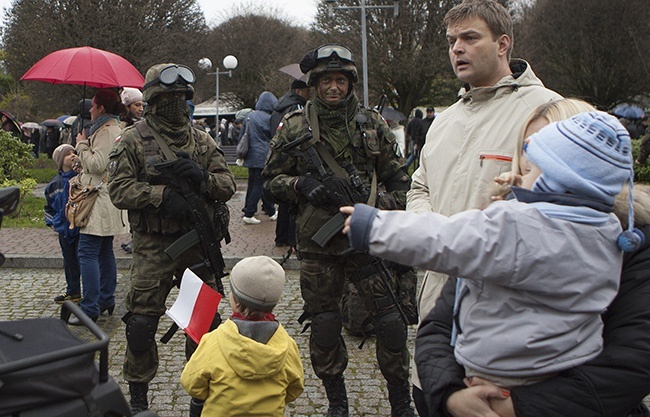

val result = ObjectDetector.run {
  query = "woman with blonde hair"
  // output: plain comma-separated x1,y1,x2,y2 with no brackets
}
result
494,98,597,199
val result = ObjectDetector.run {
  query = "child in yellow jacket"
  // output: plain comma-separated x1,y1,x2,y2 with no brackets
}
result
181,256,304,416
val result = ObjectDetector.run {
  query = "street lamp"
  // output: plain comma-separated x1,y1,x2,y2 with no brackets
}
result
198,55,238,127
326,0,398,108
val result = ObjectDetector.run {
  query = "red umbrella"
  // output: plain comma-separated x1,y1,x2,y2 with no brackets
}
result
20,46,144,89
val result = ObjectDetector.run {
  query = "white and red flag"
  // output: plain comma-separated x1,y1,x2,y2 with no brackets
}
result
166,268,222,344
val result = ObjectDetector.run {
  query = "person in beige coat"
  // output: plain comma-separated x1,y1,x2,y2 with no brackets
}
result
405,1,562,412
70,89,128,324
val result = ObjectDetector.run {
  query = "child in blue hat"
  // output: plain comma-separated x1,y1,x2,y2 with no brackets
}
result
342,111,642,388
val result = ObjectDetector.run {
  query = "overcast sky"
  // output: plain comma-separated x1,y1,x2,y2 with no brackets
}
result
0,0,319,28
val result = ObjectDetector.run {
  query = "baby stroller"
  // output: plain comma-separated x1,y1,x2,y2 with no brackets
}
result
0,187,155,417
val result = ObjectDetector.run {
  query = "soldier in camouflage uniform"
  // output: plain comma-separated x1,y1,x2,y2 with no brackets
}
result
262,44,414,417
107,63,236,413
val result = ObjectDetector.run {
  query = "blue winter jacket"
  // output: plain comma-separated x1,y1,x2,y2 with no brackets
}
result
44,170,79,242
242,91,277,169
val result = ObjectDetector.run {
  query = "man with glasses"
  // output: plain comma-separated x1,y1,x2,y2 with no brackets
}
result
108,63,236,413
263,44,414,417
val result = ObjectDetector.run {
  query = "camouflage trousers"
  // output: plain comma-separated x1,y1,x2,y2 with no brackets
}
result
300,253,411,386
342,266,419,335
123,231,220,383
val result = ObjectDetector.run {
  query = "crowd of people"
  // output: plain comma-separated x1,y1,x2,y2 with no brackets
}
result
14,0,649,416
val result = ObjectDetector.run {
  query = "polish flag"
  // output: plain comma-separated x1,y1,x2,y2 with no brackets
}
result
166,268,222,344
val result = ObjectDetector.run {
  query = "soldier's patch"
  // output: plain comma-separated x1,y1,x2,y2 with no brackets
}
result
108,160,118,176
114,135,122,143
277,121,284,131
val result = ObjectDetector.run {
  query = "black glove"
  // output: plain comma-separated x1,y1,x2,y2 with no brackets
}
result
162,188,193,221
295,176,330,206
173,151,208,185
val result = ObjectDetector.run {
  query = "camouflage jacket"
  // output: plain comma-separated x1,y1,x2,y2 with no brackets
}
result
262,101,409,256
108,120,236,235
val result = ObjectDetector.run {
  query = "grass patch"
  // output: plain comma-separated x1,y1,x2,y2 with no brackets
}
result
229,165,248,179
3,194,46,228
27,167,58,183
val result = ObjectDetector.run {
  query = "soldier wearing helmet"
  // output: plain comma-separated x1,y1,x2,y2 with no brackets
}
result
263,44,414,416
108,63,236,413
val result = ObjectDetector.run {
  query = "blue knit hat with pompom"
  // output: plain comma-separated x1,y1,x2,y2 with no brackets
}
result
525,111,644,252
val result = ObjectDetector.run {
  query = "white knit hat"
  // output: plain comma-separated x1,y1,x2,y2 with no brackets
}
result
120,87,143,106
230,256,285,312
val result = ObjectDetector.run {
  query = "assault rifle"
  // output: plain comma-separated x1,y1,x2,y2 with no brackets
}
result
154,160,227,296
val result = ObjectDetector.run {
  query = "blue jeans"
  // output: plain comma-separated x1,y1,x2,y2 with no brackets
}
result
244,168,275,218
59,233,80,296
78,234,117,318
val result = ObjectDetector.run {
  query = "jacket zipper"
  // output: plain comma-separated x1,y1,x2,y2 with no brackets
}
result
479,154,512,167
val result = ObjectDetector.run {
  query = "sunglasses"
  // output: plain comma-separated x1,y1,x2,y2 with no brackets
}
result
143,65,195,90
316,45,353,62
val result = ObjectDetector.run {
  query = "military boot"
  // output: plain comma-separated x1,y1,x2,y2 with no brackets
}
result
129,382,149,414
387,383,415,417
322,376,349,417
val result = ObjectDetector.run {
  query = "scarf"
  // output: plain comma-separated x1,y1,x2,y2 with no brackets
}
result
312,93,360,156
88,114,119,136
230,312,276,321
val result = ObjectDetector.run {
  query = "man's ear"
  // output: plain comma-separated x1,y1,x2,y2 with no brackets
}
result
497,34,511,57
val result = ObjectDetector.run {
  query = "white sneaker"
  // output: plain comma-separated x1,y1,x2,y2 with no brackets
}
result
269,212,278,221
242,216,261,225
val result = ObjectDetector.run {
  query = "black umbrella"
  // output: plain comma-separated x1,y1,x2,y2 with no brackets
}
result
381,107,406,122
41,119,65,128
0,110,22,137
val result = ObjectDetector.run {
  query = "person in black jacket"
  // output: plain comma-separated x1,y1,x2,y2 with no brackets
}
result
414,184,650,417
269,79,310,246
404,109,424,170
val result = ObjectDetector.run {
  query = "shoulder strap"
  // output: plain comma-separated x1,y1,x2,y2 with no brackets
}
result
134,120,176,161
304,102,378,207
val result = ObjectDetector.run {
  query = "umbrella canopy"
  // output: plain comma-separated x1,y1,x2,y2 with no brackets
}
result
278,63,308,82
63,115,77,127
612,104,645,120
382,107,406,122
41,119,64,128
22,122,40,129
21,46,144,89
0,110,22,137
57,114,71,122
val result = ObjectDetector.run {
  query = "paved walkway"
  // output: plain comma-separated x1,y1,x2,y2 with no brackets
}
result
1,180,300,270
0,180,419,416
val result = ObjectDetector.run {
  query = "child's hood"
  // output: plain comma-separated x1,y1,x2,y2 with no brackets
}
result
220,319,290,380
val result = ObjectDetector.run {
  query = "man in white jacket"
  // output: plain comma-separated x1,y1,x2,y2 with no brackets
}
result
406,0,561,412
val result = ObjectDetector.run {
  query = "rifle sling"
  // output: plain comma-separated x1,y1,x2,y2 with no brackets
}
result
305,101,378,207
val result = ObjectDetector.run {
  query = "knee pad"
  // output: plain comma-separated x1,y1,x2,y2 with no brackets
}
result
375,310,407,352
126,314,159,356
311,311,342,349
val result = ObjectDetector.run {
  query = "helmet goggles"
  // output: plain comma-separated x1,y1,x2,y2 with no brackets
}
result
143,64,195,91
316,45,353,63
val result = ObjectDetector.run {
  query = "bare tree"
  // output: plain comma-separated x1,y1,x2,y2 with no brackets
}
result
311,0,461,118
516,0,650,108
2,0,208,117
200,13,310,109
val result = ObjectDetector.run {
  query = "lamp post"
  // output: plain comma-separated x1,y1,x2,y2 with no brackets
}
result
326,0,398,108
198,55,238,129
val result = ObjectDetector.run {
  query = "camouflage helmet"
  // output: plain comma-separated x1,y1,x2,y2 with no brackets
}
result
299,44,359,86
142,63,195,102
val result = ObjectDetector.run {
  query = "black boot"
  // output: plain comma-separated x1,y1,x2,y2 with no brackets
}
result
388,383,415,417
322,376,349,417
129,382,149,414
